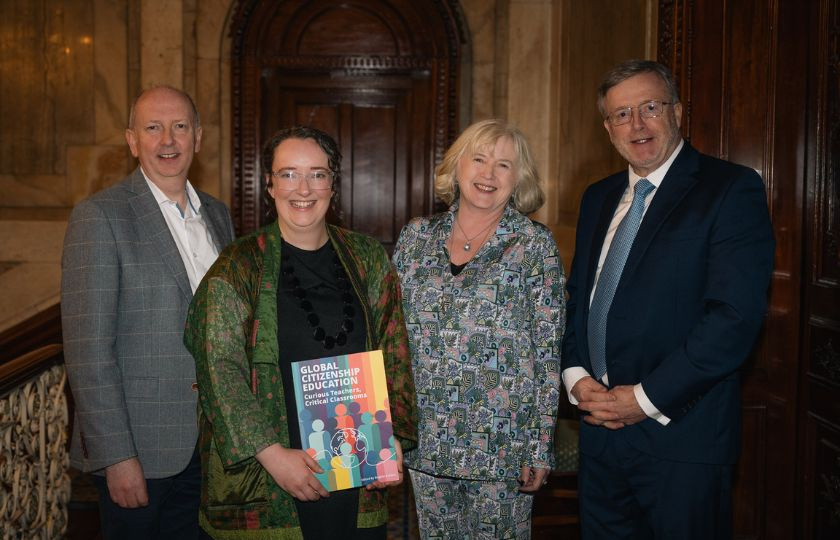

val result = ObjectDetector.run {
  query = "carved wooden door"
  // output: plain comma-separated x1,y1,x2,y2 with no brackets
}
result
230,0,468,251
801,0,840,537
260,73,432,252
658,0,825,538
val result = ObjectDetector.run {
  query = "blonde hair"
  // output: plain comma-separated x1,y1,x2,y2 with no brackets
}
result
434,119,544,214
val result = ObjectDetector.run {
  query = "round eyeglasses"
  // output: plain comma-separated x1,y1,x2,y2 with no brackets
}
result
606,100,673,126
270,169,334,190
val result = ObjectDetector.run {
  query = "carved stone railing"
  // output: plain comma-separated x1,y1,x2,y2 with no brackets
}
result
0,344,70,539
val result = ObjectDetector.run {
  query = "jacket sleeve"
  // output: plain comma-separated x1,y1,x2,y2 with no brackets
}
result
642,169,775,420
561,185,595,376
61,200,136,470
391,220,416,274
524,226,565,468
184,260,279,467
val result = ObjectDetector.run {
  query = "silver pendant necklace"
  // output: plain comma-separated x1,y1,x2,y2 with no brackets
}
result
454,215,496,251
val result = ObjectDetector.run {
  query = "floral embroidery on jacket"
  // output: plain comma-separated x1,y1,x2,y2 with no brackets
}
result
185,222,417,537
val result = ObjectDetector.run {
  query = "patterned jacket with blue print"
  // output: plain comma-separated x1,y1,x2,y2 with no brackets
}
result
393,202,565,481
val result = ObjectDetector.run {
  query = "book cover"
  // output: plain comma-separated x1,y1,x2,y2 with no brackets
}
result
291,350,399,491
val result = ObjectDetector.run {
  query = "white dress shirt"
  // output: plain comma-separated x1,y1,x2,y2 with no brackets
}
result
144,171,220,293
563,140,684,426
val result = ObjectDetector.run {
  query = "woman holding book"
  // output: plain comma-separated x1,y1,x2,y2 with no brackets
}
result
392,119,565,538
184,126,417,539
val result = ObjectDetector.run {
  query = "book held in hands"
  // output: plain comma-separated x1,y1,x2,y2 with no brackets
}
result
291,350,399,491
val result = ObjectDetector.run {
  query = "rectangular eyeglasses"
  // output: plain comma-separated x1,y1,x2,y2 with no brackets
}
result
606,100,673,126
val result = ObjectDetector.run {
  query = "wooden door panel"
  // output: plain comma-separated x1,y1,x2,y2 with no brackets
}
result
802,0,840,537
733,405,767,538
804,415,840,540
262,78,423,252
658,1,810,538
231,0,465,236
294,104,340,135
349,104,397,243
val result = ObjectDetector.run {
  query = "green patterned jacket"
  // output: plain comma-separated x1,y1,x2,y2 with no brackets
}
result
184,222,418,539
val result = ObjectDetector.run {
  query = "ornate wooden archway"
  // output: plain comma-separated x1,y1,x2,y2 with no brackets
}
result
229,0,469,245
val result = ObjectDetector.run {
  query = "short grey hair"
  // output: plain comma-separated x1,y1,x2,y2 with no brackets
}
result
596,60,680,118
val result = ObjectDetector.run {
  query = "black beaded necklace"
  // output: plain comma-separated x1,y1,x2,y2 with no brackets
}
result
281,248,355,350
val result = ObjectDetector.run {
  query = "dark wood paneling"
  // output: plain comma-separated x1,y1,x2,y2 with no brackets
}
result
350,105,398,242
802,0,840,537
659,1,809,538
803,413,840,539
734,405,767,537
260,74,426,252
0,344,63,397
0,303,62,365
230,0,467,237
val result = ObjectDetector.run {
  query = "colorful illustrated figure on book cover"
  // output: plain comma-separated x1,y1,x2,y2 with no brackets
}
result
291,350,398,491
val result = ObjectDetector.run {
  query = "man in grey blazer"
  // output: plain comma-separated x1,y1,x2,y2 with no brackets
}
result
62,86,235,539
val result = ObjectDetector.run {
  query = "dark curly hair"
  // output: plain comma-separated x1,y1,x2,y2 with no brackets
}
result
261,126,344,225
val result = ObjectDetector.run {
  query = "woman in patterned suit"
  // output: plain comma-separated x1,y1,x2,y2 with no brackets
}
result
393,119,565,538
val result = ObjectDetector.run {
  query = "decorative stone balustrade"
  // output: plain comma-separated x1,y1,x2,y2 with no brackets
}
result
0,349,70,539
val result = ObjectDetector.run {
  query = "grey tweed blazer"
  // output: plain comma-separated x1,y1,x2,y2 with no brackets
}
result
61,168,235,478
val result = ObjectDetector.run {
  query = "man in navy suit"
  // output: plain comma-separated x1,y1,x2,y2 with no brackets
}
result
561,60,774,539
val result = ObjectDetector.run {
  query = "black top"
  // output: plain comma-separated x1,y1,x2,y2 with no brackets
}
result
450,261,467,276
276,239,367,448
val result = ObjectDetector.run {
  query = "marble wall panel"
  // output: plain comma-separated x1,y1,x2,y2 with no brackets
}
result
461,0,499,122
0,220,66,332
66,144,132,206
0,0,95,176
0,175,68,207
508,0,553,226
188,1,230,201
182,0,197,96
0,262,62,331
94,0,129,145
195,0,227,62
140,0,182,87
0,221,66,262
192,56,222,201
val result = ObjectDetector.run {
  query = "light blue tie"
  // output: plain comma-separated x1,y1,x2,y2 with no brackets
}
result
588,178,655,381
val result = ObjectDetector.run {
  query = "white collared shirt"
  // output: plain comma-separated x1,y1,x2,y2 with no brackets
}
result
143,170,220,293
562,140,685,426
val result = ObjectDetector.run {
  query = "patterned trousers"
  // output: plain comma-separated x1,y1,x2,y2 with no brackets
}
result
409,469,534,539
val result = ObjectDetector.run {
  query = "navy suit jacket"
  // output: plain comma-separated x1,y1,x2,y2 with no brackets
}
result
561,142,774,465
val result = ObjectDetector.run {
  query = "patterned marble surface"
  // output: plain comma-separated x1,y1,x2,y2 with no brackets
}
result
0,220,65,332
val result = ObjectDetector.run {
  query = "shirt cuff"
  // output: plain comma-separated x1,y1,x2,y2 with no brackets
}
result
561,367,591,405
634,384,671,426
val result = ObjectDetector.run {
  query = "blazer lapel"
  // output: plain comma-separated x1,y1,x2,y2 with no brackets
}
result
621,143,700,278
127,169,193,300
197,193,231,251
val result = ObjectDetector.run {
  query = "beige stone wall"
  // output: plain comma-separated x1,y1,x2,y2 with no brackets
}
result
458,0,656,269
0,0,232,331
0,0,655,331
